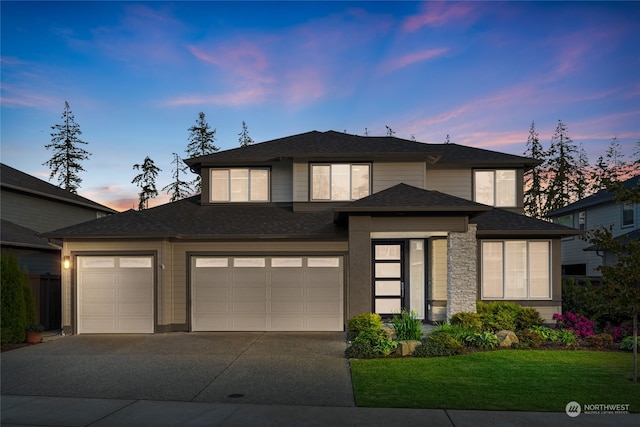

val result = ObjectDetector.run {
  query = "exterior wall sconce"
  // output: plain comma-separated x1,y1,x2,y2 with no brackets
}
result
63,256,71,270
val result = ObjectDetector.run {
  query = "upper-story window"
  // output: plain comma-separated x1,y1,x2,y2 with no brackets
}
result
311,163,370,201
210,168,269,202
622,201,635,227
474,170,516,207
578,211,586,230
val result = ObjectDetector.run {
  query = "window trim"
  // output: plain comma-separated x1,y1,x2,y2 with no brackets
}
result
310,163,371,201
473,169,517,208
209,167,270,203
622,201,635,228
480,239,552,300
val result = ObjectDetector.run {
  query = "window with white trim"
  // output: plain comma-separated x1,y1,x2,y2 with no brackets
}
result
481,240,551,299
622,201,635,227
210,168,269,202
311,164,370,201
474,170,516,207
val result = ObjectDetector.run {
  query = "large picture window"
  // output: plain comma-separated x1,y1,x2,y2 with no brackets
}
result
481,240,551,299
311,163,370,201
474,170,516,207
210,168,269,202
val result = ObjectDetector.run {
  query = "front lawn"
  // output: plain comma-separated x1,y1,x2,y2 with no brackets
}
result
350,350,639,412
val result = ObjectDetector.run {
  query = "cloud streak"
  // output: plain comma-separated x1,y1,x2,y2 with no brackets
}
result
378,48,448,74
402,1,477,32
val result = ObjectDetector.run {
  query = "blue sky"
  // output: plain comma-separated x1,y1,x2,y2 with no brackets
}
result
2,1,639,211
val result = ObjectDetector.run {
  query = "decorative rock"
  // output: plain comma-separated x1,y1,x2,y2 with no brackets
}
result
496,330,519,347
396,340,421,356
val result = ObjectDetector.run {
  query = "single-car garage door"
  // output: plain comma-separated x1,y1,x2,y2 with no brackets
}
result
77,256,154,334
191,256,343,331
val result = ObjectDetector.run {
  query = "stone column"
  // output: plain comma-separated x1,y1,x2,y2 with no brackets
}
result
446,223,478,319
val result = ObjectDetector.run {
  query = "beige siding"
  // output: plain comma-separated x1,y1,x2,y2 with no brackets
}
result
371,216,466,233
293,162,309,202
425,169,472,200
271,159,293,202
372,162,425,192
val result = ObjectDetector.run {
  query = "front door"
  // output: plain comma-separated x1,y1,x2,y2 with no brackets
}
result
372,241,406,317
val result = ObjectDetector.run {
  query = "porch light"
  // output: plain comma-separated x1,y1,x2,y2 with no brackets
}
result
63,256,71,270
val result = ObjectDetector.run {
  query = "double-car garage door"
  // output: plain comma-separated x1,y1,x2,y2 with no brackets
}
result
191,256,344,331
76,255,344,333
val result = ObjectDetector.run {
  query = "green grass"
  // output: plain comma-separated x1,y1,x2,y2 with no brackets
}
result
350,350,640,412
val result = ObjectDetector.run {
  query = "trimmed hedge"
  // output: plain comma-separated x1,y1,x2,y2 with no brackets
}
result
1,252,36,344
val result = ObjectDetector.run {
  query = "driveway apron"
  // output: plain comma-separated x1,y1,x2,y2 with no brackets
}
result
0,332,355,407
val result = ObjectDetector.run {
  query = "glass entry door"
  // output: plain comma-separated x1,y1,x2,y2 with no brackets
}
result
373,242,405,316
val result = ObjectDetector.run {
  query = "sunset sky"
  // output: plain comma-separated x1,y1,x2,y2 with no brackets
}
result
2,1,639,211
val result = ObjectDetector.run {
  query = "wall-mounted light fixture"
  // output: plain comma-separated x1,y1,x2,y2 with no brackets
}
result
63,256,71,270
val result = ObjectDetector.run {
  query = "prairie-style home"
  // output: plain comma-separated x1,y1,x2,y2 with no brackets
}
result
46,131,576,334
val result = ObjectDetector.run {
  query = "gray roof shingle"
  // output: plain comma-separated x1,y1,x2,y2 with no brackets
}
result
472,208,581,236
1,219,60,250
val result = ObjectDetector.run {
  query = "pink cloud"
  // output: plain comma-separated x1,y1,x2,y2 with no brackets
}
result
379,48,448,74
163,87,270,107
0,83,61,109
402,2,477,32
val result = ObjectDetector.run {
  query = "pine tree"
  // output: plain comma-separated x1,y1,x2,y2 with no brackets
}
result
238,121,254,147
132,156,161,210
444,134,451,144
43,101,91,193
385,125,395,136
589,137,626,194
523,121,547,219
185,112,218,192
162,153,192,202
575,143,590,200
543,120,582,214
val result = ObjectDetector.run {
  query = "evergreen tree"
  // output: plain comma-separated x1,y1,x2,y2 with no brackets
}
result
589,137,626,194
444,134,451,144
162,153,192,202
132,156,161,210
185,112,218,192
523,121,547,219
385,125,395,136
575,143,590,200
238,120,254,147
543,120,582,214
43,101,91,193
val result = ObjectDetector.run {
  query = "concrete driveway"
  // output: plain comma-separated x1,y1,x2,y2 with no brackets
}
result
0,332,355,407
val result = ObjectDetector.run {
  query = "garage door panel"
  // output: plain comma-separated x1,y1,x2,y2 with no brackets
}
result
191,256,343,332
194,300,229,314
78,256,153,334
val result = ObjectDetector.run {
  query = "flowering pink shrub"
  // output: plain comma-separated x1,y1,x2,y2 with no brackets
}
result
553,312,595,337
603,321,633,342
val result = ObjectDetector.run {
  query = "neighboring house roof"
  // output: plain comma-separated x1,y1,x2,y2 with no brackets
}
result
185,130,539,170
1,219,60,250
471,208,581,237
335,183,491,214
45,196,345,240
546,175,640,217
0,163,117,214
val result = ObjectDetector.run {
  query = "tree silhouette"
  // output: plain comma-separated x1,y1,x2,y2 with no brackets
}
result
132,156,161,210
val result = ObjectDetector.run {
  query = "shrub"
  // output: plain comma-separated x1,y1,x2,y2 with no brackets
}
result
529,325,560,342
477,301,520,331
584,333,614,349
391,309,422,341
603,321,633,342
619,336,639,351
348,312,383,338
557,329,578,346
413,332,463,357
515,329,544,349
345,328,397,359
466,332,499,349
553,312,595,337
450,312,482,331
517,307,544,330
431,324,477,346
1,252,36,344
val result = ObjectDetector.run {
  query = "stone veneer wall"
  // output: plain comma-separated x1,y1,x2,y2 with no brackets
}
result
446,224,478,319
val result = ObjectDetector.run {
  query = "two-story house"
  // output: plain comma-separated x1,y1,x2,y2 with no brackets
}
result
1,163,117,329
547,174,639,279
46,131,576,335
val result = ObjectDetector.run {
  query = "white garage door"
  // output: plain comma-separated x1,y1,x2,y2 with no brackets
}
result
191,256,343,331
77,256,154,334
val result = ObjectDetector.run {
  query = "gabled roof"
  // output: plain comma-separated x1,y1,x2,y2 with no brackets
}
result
185,130,538,170
472,208,581,236
546,175,640,217
0,163,117,214
1,219,60,250
335,183,491,214
45,196,345,240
